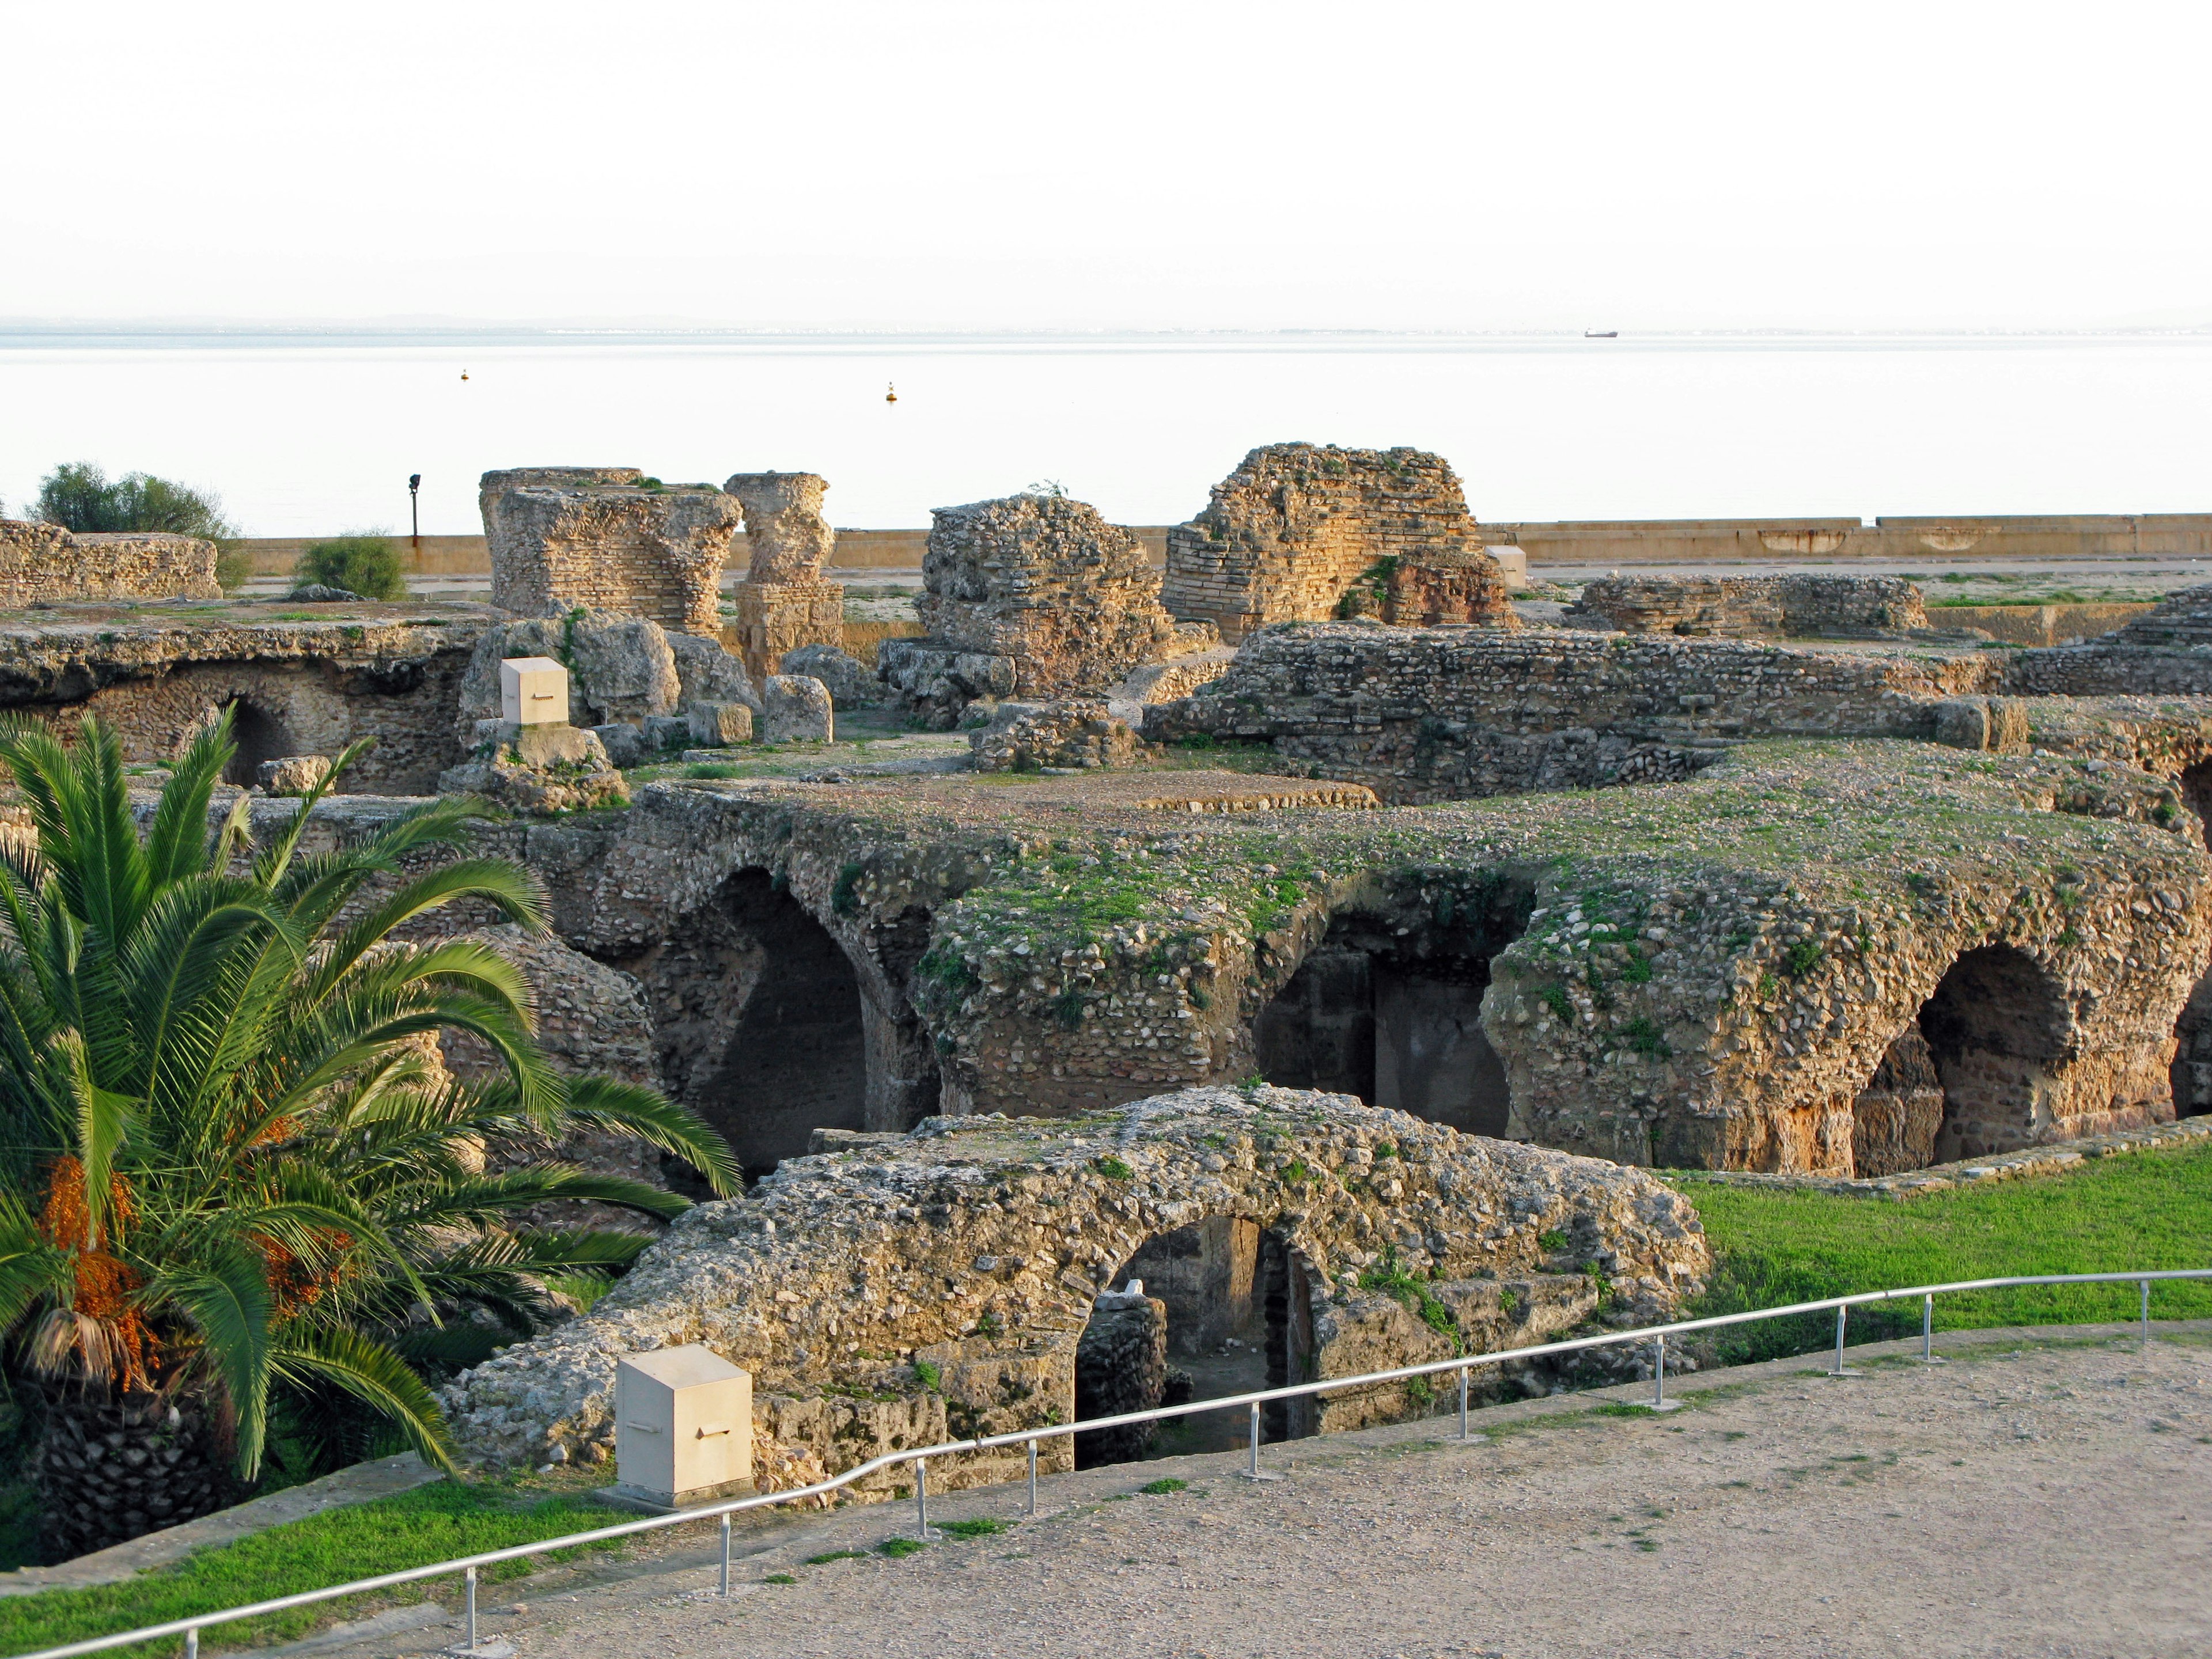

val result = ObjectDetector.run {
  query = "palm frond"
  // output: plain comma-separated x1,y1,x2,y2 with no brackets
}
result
272,1326,458,1475
559,1075,743,1198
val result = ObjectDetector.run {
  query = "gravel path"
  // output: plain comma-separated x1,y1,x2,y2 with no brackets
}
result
332,1326,2212,1659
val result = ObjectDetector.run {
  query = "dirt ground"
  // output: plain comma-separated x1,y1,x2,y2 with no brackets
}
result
293,1324,2212,1659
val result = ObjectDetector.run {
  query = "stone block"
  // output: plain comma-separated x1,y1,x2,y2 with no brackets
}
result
687,700,755,747
729,579,845,684
1933,698,1991,750
778,643,879,708
762,675,834,743
506,722,608,769
499,657,570,726
565,614,680,723
255,755,331,796
642,714,692,752
666,631,759,713
592,722,649,770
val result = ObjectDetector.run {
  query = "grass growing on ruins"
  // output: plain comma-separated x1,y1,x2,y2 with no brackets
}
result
0,1477,634,1659
1676,1142,2212,1365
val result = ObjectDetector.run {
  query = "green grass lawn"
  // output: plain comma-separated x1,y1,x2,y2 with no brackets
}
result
0,1478,637,1659
1673,1140,2212,1365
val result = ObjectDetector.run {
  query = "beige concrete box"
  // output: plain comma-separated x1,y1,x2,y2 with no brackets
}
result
611,1345,752,1509
499,656,570,726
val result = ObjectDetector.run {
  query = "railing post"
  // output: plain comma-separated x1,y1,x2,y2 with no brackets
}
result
2142,1278,2152,1350
718,1511,731,1596
1643,1332,1681,1411
915,1457,934,1539
1025,1438,1037,1516
464,1565,477,1652
1914,1291,1946,1365
1237,1398,1280,1480
185,1631,199,1659
1457,1364,1470,1440
1827,1304,1862,1378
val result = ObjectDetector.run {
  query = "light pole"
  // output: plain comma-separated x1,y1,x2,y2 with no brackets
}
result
408,474,422,552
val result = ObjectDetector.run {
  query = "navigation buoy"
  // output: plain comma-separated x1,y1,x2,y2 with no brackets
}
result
885,382,897,403
460,370,470,381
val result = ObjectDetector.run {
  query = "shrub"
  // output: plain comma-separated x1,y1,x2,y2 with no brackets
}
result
295,533,405,601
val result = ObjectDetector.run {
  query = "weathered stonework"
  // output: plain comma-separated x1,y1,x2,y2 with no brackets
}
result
722,472,846,683
453,611,757,744
0,604,495,793
900,495,1176,714
2002,585,2212,696
440,1086,1711,1481
480,469,737,637
970,700,1141,774
1569,575,1930,638
1161,445,1494,640
0,520,221,605
1143,623,2002,805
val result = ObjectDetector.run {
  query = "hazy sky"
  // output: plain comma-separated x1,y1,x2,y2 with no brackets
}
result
7,1,2209,331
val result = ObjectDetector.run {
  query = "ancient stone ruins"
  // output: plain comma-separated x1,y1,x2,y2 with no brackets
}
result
9,445,2212,1490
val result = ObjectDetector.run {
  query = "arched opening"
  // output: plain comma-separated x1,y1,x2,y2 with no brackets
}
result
620,870,868,1181
2170,762,2212,1118
1850,1025,1946,1175
1255,884,1529,1137
1073,1219,1310,1467
1916,944,2070,1161
221,699,296,787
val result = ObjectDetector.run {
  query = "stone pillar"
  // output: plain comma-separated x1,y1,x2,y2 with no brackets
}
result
479,468,737,637
725,472,847,683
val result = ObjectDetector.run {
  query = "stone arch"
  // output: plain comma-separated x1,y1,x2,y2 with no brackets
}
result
1075,1216,1311,1467
221,696,298,787
619,868,871,1180
1916,944,2071,1161
1849,1024,1946,1176
1255,880,1531,1137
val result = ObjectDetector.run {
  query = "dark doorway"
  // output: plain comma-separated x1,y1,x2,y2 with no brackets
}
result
1255,884,1528,1137
1074,1220,1309,1467
1918,944,2069,1161
221,699,296,787
1851,1025,1946,1175
622,870,868,1181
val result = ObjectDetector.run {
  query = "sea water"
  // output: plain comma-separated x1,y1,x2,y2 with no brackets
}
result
0,330,2206,537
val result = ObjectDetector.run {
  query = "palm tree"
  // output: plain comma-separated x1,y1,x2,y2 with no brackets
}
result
0,714,738,1559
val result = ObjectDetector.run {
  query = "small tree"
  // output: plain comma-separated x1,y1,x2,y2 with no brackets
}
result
296,534,405,601
35,462,251,592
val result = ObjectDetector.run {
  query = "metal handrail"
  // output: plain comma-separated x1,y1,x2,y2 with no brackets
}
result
16,1267,2209,1659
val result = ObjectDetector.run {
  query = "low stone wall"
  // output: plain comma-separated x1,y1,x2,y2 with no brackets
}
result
440,1086,1711,1479
1143,623,1998,804
0,520,219,605
2001,586,2212,696
1924,602,2153,646
1571,574,1927,638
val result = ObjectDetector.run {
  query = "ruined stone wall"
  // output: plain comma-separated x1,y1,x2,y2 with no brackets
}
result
1144,623,2001,805
913,494,1176,700
441,1086,1710,1479
1161,445,1496,640
480,469,737,637
0,611,493,793
1571,574,1929,638
2002,586,2212,696
0,520,220,605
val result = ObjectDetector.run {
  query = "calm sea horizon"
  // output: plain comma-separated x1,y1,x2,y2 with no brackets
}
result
2,328,2206,539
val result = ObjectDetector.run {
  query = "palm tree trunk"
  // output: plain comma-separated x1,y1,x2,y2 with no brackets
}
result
32,1384,230,1561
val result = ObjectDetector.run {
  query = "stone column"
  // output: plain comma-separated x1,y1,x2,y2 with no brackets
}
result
725,472,846,683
